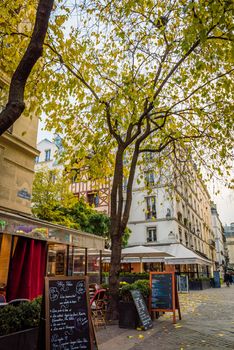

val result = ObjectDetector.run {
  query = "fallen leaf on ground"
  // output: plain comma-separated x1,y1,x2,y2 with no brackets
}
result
138,334,144,339
127,336,134,339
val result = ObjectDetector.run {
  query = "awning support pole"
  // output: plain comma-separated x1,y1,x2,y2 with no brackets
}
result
85,248,88,276
99,250,102,284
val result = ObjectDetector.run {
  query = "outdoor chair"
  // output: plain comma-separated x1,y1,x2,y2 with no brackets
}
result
90,289,107,329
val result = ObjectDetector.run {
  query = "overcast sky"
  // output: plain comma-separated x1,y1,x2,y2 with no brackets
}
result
37,119,234,226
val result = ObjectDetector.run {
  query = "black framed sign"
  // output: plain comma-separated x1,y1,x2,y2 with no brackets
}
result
45,276,96,350
130,290,153,330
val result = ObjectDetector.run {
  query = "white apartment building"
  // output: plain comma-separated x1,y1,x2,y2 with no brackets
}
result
35,136,63,172
224,223,234,269
211,203,227,272
126,161,216,276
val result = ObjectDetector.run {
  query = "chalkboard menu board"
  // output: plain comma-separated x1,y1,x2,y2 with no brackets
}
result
151,273,173,310
45,276,94,350
150,272,181,324
130,290,153,330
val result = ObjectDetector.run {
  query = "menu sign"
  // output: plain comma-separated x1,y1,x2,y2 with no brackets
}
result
130,290,153,330
150,272,181,324
45,276,94,350
151,273,173,309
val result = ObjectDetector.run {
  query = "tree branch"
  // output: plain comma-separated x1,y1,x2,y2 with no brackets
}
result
0,0,54,136
168,68,234,111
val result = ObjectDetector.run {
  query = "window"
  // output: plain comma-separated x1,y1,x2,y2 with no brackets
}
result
147,227,157,242
45,149,51,161
145,171,155,186
145,196,156,219
87,192,99,207
35,156,39,163
179,227,182,243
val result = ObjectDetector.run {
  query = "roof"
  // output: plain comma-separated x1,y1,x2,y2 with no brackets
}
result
37,138,53,145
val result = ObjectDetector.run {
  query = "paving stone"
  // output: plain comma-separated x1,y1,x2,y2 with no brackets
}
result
96,286,234,350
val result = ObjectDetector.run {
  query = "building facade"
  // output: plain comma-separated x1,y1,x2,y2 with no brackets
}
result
36,138,111,214
35,136,63,171
224,223,234,269
211,203,227,273
0,70,39,214
126,162,216,275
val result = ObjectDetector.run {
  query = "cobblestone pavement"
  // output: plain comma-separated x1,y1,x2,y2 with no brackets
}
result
96,286,234,350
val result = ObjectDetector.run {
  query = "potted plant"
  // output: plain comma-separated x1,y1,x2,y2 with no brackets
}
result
119,280,150,329
189,277,211,290
0,297,42,350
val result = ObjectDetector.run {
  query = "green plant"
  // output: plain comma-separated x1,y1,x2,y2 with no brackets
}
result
120,279,150,302
0,296,42,336
120,272,149,279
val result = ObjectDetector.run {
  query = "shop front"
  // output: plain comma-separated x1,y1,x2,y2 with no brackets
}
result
0,209,105,301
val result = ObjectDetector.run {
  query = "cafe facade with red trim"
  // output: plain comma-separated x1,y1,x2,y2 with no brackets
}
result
0,208,105,302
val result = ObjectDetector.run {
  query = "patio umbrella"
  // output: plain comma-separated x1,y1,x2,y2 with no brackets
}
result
121,245,174,272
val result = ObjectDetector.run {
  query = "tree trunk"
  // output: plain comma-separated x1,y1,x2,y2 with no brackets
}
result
107,145,140,320
0,0,54,135
107,227,123,320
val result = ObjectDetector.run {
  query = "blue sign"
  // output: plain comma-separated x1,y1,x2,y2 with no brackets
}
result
213,271,221,288
151,273,173,309
177,275,189,293
17,188,31,200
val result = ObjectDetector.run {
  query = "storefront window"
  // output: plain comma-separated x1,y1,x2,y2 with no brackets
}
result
47,244,67,276
87,249,100,284
73,248,86,275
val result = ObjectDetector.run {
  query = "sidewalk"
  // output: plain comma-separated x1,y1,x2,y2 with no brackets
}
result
96,286,234,350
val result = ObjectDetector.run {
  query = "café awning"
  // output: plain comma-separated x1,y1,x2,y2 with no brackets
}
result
102,246,173,267
155,244,213,266
121,245,173,258
121,245,173,271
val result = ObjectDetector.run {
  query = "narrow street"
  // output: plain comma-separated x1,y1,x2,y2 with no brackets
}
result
97,286,234,350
